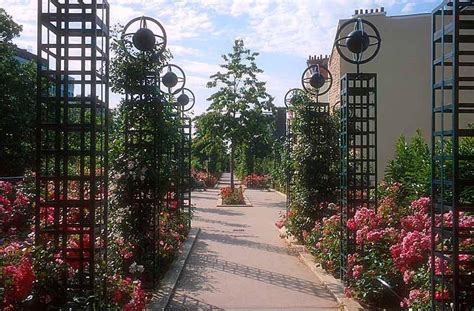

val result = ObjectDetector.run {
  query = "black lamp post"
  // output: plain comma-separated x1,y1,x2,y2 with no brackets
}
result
334,17,381,284
122,15,194,288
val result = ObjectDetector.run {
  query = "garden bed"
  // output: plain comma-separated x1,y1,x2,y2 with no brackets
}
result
217,186,252,207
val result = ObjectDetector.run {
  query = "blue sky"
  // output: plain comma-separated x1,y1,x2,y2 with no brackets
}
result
5,0,438,116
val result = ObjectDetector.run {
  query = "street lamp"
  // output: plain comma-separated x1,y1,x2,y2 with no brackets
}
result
334,17,381,283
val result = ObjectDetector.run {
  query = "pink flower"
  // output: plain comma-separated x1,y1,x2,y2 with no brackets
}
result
344,287,352,298
411,197,430,213
346,219,356,231
390,230,430,272
0,181,13,194
302,230,309,241
352,265,363,279
366,229,384,242
403,270,415,284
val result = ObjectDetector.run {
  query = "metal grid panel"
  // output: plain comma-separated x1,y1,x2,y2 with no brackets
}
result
36,0,109,300
431,1,474,309
339,73,377,281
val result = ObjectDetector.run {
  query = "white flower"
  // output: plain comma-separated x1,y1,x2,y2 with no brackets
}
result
129,262,144,274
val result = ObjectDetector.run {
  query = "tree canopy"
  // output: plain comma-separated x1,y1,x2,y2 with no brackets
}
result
205,39,274,188
0,8,36,176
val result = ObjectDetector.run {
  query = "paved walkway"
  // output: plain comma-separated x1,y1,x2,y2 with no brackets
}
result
169,173,340,310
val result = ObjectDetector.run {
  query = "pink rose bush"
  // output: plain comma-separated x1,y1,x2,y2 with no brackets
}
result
284,181,474,309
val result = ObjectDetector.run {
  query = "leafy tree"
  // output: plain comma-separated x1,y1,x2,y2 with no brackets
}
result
0,8,36,176
206,39,274,189
385,129,430,198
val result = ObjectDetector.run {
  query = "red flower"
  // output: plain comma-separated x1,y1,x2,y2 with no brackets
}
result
434,289,449,301
2,257,35,305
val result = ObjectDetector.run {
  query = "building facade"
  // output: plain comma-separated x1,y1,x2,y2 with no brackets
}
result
328,8,432,180
15,47,74,98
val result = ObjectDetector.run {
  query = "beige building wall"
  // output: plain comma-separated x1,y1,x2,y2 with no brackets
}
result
329,9,432,180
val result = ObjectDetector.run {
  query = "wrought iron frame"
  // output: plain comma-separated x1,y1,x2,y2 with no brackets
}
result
339,73,377,281
36,0,109,302
431,1,474,309
283,88,302,212
176,106,192,227
123,72,162,289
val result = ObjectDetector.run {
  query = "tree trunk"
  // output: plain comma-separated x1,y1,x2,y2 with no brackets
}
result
230,142,235,190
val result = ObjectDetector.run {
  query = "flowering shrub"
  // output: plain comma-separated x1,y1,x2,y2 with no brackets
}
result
193,171,219,188
220,187,245,205
244,174,270,189
0,181,33,240
0,244,34,309
309,214,341,274
107,274,147,310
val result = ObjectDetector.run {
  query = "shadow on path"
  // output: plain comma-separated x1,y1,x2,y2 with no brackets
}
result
193,215,249,228
199,231,297,256
198,207,244,217
168,292,224,310
192,254,335,300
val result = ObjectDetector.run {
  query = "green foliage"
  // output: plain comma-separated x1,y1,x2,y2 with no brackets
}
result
0,9,36,176
0,8,22,42
206,39,274,187
270,141,290,193
191,111,227,174
286,93,340,240
385,130,430,198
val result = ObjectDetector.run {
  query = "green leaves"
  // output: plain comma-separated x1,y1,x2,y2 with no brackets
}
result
0,10,36,176
385,129,430,198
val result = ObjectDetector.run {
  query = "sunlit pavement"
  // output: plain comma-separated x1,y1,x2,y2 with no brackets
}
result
168,173,340,310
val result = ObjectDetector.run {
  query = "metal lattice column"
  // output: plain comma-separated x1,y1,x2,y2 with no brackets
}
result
36,0,109,300
123,73,162,289
285,109,293,212
339,73,377,281
177,115,192,226
431,1,474,309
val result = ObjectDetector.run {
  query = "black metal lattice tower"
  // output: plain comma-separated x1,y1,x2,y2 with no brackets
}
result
339,73,377,281
177,112,192,226
431,1,474,309
36,0,109,300
285,109,294,212
123,73,162,289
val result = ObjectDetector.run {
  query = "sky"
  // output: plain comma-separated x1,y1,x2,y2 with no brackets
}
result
3,0,438,117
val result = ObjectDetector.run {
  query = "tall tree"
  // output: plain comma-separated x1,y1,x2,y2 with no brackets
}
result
206,39,274,189
0,8,36,176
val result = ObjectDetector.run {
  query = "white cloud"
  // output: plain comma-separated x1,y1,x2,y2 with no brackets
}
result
4,0,438,113
401,2,416,14
168,44,203,57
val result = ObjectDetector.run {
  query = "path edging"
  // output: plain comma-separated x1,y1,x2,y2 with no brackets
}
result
148,227,201,310
277,226,364,311
268,188,287,198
